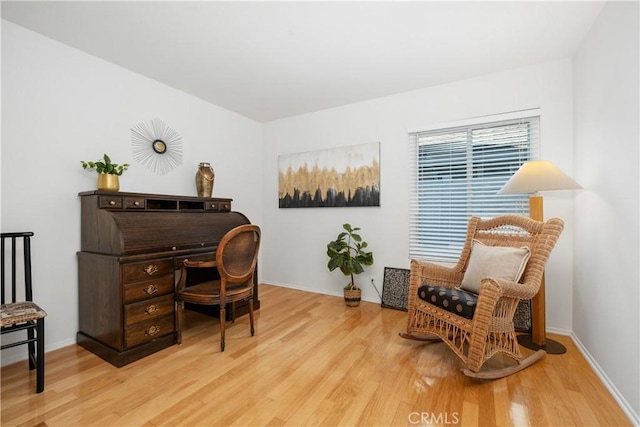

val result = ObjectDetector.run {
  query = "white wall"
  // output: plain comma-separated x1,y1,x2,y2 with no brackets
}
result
573,1,639,420
1,21,263,363
261,59,577,333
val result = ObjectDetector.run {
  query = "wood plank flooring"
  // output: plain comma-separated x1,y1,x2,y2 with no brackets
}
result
1,284,631,426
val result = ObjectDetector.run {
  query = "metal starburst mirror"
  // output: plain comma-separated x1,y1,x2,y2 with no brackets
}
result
131,118,183,175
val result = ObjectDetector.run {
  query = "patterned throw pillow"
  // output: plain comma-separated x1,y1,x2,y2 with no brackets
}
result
459,239,531,294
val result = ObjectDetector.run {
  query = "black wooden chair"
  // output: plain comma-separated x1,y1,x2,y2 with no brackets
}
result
1,232,47,393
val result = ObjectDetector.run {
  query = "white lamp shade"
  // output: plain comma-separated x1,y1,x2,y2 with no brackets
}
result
498,160,582,194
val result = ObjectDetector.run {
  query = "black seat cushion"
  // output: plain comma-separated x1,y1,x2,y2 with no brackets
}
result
417,285,478,320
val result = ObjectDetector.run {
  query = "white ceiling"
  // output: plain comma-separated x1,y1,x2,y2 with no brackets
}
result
2,1,605,123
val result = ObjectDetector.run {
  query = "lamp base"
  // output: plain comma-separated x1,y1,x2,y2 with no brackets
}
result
517,334,567,354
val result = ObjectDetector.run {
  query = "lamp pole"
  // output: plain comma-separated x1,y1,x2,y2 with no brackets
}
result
516,195,566,354
499,160,580,355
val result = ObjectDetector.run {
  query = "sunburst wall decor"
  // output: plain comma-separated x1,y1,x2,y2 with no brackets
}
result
131,118,183,175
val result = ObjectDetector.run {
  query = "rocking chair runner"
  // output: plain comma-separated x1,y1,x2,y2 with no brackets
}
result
401,215,564,379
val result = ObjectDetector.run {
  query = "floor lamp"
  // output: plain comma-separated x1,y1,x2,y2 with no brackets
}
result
498,160,581,354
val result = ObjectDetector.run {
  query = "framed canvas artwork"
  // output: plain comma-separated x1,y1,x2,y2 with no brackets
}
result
278,142,380,208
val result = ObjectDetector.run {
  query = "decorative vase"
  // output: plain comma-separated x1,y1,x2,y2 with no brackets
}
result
196,162,215,198
344,288,361,307
97,174,119,192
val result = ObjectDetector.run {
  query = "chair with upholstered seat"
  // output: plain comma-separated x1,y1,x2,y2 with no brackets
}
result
175,224,261,351
1,232,47,393
401,215,564,379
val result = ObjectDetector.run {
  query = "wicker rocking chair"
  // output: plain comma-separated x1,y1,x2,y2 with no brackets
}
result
401,215,564,379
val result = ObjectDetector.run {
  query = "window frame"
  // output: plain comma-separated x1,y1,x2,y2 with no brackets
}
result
408,110,540,262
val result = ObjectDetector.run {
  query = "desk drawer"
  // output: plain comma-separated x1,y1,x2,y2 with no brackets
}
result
123,259,174,283
125,315,174,348
125,294,174,325
99,196,123,209
124,197,145,209
176,252,215,265
124,275,174,303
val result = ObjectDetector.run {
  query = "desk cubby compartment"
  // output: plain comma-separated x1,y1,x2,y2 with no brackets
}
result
179,200,205,210
146,199,178,210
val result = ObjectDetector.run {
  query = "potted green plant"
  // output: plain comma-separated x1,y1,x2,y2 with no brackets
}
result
327,223,374,306
81,154,130,192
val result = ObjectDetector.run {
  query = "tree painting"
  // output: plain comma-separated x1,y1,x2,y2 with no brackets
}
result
278,142,380,208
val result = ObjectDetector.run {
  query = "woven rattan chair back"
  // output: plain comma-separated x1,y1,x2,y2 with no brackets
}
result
1,232,47,393
217,225,261,282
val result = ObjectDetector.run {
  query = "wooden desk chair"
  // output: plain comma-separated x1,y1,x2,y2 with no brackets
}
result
175,224,261,352
401,215,564,379
1,232,47,393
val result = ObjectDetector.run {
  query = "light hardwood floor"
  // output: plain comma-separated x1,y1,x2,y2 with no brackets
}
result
1,284,631,426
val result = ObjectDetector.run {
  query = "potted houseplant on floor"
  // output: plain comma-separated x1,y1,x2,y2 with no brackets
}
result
81,154,130,192
327,223,374,306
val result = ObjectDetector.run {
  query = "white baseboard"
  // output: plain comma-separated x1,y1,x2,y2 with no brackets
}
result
261,280,381,303
1,337,76,367
546,326,572,336
569,332,639,426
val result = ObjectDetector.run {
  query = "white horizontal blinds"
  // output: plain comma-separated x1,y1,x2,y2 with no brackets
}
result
409,115,539,261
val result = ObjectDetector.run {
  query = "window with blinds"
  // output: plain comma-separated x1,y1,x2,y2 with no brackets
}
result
409,115,539,261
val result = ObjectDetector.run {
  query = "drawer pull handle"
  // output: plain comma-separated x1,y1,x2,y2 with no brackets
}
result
145,304,159,315
145,325,160,336
144,264,159,275
143,284,158,295
134,201,140,206
109,200,116,206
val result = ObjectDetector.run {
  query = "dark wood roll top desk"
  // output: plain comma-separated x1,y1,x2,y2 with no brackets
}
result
77,191,258,367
